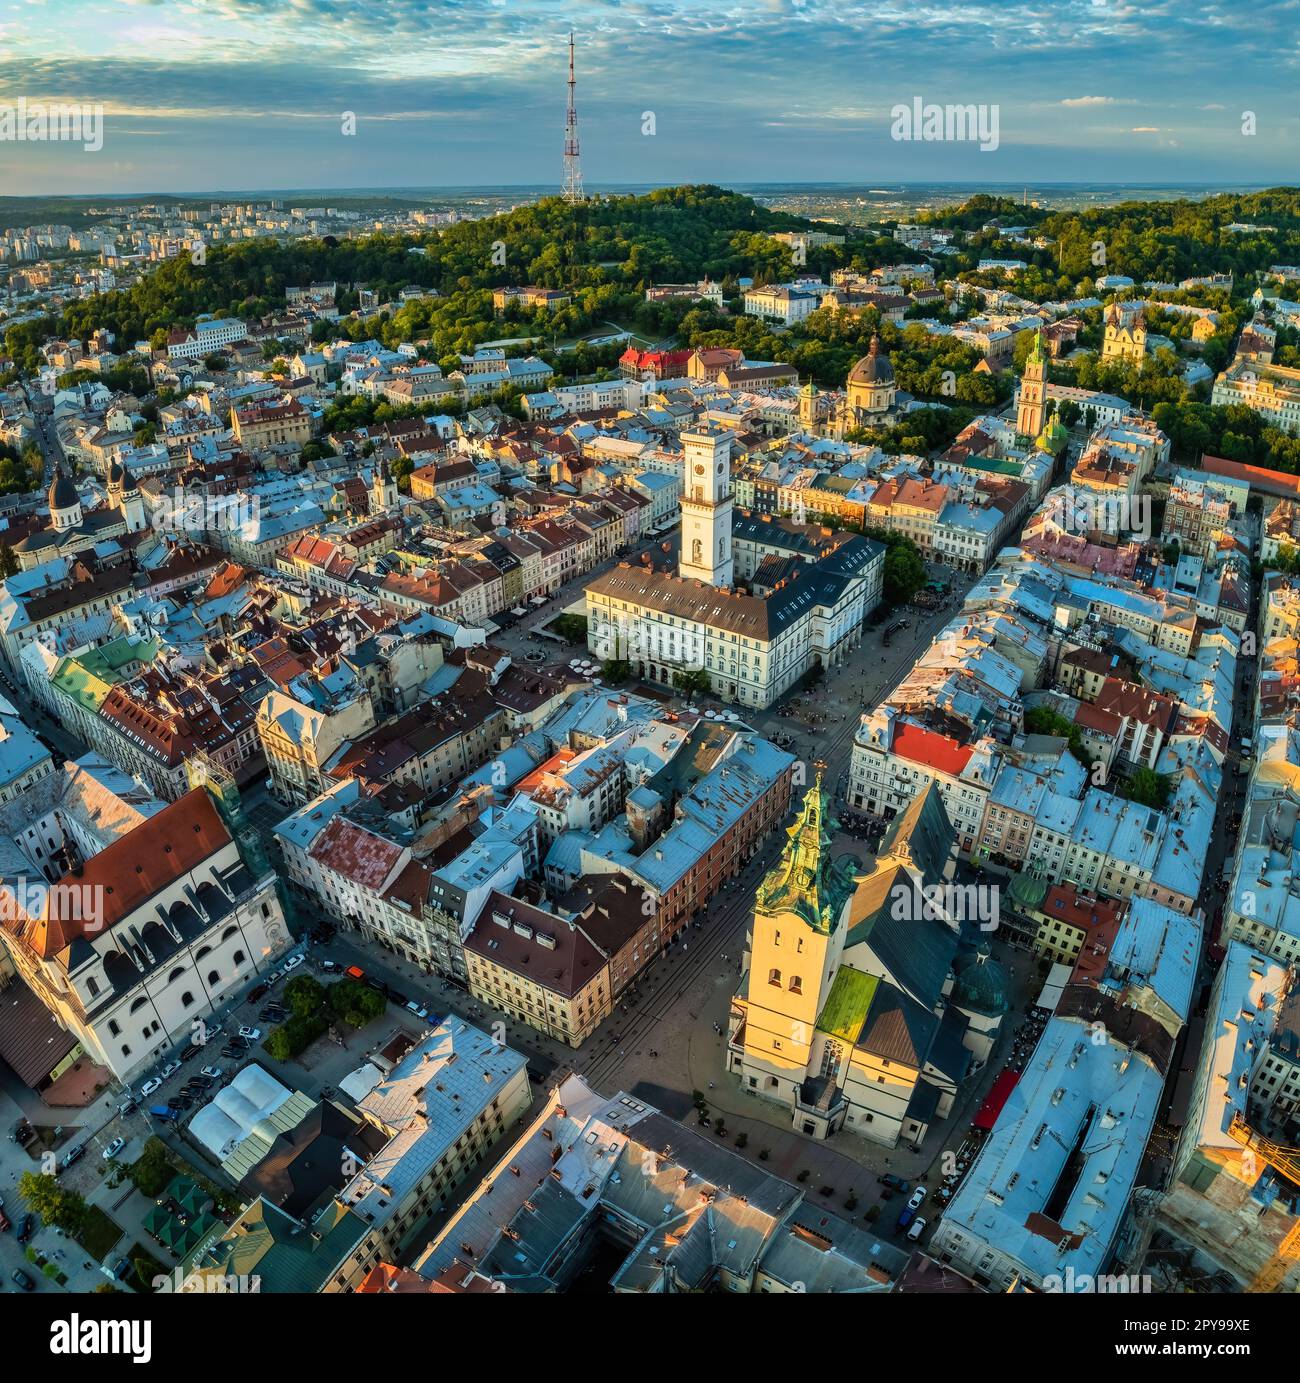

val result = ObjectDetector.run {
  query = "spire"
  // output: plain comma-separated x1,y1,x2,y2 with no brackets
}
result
1027,328,1044,365
755,766,856,934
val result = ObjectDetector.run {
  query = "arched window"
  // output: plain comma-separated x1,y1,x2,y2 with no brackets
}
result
221,925,238,941
195,946,211,961
768,967,781,987
181,991,195,1009
789,976,803,994
206,970,219,986
129,995,149,1015
232,950,246,966
168,965,186,983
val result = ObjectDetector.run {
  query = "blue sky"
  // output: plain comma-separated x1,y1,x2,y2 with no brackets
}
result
0,0,1296,195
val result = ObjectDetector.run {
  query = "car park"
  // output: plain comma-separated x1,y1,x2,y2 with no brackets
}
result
102,1137,125,1161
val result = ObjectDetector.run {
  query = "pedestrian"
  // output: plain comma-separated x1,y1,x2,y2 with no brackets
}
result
708,1081,714,1089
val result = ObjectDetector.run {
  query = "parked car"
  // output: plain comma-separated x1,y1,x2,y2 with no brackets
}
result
200,1065,224,1080
238,1027,261,1041
896,1207,915,1233
320,959,340,973
116,1097,138,1118
387,989,409,1007
248,983,269,1002
17,1213,35,1243
179,1044,200,1062
283,954,305,972
0,1203,10,1233
406,1000,429,1020
149,1106,179,1123
138,1077,162,1099
907,1185,928,1211
102,1137,125,1161
160,1060,181,1079
110,1256,132,1282
907,1216,927,1242
189,1076,214,1090
59,1143,87,1170
877,1173,909,1192
221,1046,243,1059
11,1268,34,1291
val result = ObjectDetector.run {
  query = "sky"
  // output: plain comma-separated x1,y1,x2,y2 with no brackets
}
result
0,0,1296,196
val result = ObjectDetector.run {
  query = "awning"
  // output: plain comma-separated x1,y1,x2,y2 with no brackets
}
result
973,1068,1020,1131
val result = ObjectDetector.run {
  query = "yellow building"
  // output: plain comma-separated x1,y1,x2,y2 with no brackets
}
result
845,335,896,426
1101,304,1147,363
730,780,999,1146
1016,330,1046,438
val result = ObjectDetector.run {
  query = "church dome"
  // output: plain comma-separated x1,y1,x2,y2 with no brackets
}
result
48,468,80,514
847,335,894,387
950,942,1009,1017
108,458,123,486
119,465,138,494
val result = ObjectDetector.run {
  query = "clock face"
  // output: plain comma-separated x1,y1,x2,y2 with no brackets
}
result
694,463,705,475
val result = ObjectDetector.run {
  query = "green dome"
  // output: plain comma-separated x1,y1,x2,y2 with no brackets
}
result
950,942,1010,1017
1036,418,1069,454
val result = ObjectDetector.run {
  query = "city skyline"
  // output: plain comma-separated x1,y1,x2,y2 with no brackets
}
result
0,0,1297,195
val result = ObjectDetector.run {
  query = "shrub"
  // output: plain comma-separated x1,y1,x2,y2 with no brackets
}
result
796,1169,810,1183
865,1205,880,1222
734,1131,748,1149
757,1148,770,1161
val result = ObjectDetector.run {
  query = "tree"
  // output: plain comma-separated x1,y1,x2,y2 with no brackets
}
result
327,978,385,1029
18,1172,88,1234
1126,766,1173,809
126,1138,175,1198
0,544,17,578
672,668,712,696
601,659,632,685
283,974,326,1018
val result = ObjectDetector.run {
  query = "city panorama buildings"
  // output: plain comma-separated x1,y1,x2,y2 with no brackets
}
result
586,428,884,707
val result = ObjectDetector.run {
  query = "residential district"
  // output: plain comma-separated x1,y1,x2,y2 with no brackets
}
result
0,180,1298,1303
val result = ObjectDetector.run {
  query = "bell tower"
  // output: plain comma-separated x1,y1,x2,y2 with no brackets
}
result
1017,329,1046,440
678,428,734,588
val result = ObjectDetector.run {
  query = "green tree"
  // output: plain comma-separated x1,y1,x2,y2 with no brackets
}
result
283,974,326,1018
18,1172,89,1234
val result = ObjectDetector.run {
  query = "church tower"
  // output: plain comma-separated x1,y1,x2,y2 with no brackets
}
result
109,460,146,532
737,769,858,1116
372,458,398,512
678,428,734,587
798,379,820,433
1016,329,1046,440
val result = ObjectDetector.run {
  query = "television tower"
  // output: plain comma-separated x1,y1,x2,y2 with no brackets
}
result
562,32,584,204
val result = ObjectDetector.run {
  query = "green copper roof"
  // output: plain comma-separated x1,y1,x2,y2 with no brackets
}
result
1036,417,1069,453
1027,328,1044,366
817,967,879,1045
754,769,857,934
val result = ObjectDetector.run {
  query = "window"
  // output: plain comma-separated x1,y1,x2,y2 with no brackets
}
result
168,965,186,983
789,976,802,994
768,968,781,987
181,991,195,1008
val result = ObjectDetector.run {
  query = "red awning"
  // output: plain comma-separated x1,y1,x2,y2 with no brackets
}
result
973,1068,1020,1132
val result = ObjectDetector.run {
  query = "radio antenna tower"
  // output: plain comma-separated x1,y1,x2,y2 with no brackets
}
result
562,32,584,204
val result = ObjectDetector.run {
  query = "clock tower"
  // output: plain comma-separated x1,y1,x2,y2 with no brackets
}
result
678,428,734,587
